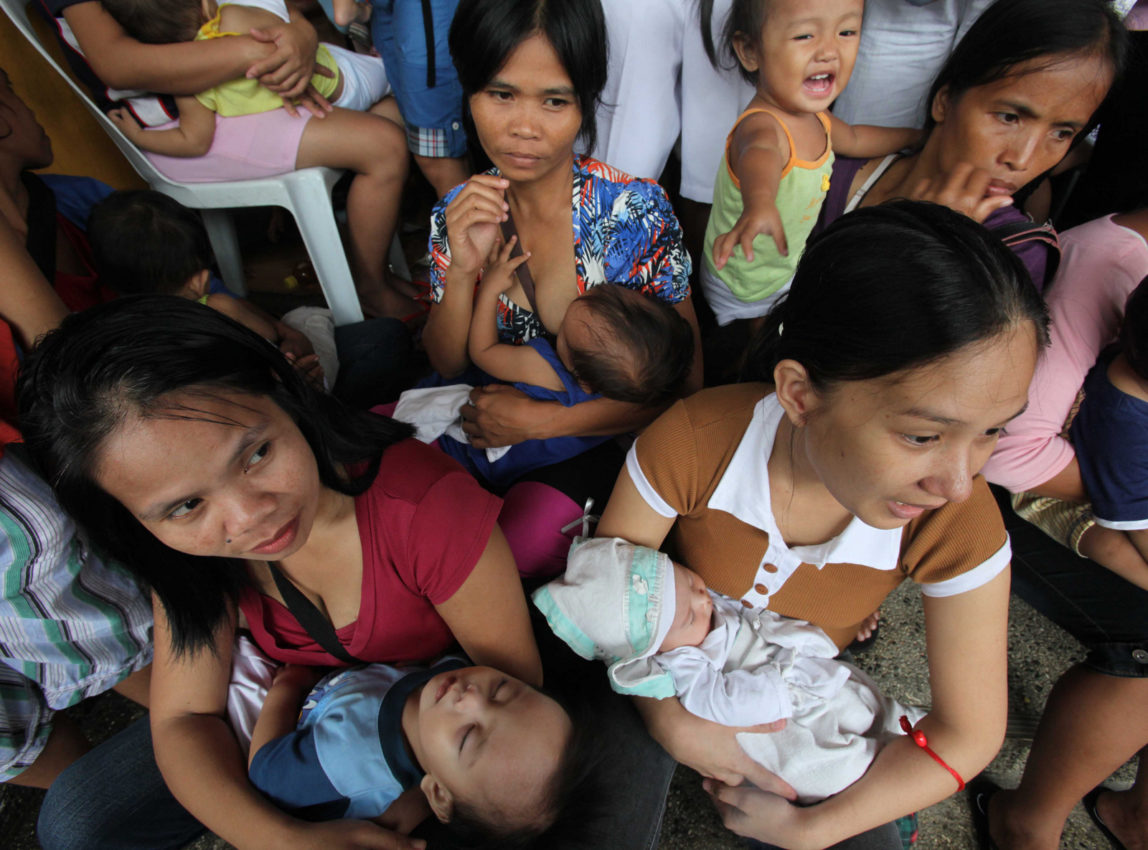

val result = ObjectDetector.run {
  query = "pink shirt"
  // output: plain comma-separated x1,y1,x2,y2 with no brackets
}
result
984,215,1148,492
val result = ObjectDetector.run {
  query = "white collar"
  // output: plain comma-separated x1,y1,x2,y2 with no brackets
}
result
707,394,903,571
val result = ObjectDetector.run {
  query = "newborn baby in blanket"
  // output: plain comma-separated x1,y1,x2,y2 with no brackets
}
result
533,537,925,802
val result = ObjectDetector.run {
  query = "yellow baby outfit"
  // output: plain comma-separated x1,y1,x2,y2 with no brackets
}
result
194,5,340,116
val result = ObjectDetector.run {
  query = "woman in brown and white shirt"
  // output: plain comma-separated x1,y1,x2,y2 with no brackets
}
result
598,201,1048,850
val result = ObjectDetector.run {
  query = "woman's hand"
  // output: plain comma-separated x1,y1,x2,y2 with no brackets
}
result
459,384,550,448
246,18,324,100
443,175,510,278
638,696,796,794
296,819,426,849
908,162,1015,223
705,780,815,850
284,82,335,119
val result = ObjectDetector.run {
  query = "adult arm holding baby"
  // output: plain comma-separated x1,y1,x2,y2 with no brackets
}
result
597,198,1039,848
427,177,691,449
58,0,331,111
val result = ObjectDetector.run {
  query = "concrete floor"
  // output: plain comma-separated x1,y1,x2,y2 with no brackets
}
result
2,581,1133,849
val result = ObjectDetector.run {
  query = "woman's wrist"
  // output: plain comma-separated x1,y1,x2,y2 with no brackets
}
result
445,257,482,287
264,814,317,850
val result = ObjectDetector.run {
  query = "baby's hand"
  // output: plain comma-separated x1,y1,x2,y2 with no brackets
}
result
712,202,788,269
284,351,325,389
108,108,142,143
278,328,325,388
278,327,315,364
479,235,531,294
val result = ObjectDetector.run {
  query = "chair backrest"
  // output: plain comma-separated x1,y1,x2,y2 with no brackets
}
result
0,0,178,190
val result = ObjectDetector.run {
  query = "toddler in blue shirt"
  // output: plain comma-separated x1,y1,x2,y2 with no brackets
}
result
248,657,600,846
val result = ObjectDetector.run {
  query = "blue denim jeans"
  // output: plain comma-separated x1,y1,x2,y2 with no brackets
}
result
37,715,203,850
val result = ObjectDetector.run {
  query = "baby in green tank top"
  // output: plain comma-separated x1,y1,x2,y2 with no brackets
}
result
701,0,921,328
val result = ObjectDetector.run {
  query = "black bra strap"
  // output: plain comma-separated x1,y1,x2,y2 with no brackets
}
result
268,563,360,664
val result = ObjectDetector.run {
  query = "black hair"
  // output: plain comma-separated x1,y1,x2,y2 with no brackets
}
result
923,0,1128,133
17,296,414,656
565,286,694,407
100,0,203,44
742,200,1050,387
88,191,214,295
443,693,609,850
1121,276,1148,381
448,0,607,153
698,0,770,85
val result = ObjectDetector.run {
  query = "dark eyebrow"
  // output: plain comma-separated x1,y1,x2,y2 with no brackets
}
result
900,402,1029,428
997,99,1083,130
487,78,575,97
997,100,1040,121
139,426,263,520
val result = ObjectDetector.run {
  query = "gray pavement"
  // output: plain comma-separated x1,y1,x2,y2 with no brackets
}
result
1,581,1134,849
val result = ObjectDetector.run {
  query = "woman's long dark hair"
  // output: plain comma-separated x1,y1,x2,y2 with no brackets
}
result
742,201,1050,387
923,0,1128,132
449,0,608,153
18,296,413,655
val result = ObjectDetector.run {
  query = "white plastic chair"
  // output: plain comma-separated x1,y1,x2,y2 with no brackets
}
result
1,0,406,325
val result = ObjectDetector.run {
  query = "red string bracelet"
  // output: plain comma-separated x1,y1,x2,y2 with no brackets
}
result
899,715,965,791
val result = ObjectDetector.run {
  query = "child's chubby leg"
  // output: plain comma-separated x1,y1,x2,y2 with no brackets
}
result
1077,525,1148,592
295,106,412,319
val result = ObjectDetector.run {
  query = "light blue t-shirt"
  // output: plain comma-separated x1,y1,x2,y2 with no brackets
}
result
249,656,466,819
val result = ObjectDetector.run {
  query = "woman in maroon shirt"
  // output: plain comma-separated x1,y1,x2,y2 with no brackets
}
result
20,296,540,850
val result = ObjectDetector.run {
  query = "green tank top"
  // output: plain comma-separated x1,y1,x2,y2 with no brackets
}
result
703,108,834,303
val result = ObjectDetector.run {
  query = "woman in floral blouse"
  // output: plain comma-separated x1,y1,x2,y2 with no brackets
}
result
422,0,702,577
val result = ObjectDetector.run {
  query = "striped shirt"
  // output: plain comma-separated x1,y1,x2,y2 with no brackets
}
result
1,450,153,780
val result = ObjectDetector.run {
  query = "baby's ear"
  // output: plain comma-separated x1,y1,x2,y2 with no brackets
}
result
179,268,212,300
420,773,454,823
731,32,760,74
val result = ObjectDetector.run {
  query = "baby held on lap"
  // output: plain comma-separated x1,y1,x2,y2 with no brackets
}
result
534,537,924,802
246,656,602,845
